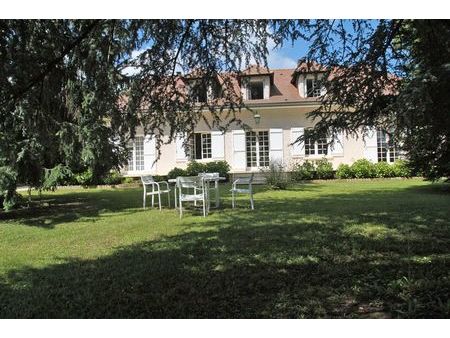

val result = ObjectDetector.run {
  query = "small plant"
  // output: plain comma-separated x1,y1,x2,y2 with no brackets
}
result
392,159,412,178
262,161,289,189
102,171,124,185
185,161,207,176
167,167,187,179
350,159,377,178
336,164,353,179
74,169,95,186
204,161,231,180
291,160,315,181
375,161,396,178
315,158,334,179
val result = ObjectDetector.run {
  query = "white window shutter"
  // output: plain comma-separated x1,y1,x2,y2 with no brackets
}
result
263,76,270,99
175,133,188,161
363,128,378,163
297,76,306,98
143,135,156,172
291,127,305,157
232,130,246,170
269,128,283,163
211,131,225,159
331,131,344,156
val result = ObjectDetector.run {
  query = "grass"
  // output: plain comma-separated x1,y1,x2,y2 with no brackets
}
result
0,179,449,318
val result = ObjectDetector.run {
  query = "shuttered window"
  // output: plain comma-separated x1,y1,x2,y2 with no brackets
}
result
126,136,144,171
246,131,269,168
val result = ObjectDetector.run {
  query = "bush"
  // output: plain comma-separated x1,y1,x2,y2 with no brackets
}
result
315,158,335,179
291,160,315,181
185,161,207,176
375,161,396,178
0,166,18,211
167,167,187,179
350,159,377,178
392,160,412,178
262,161,289,190
122,177,136,184
204,161,231,180
102,171,124,185
336,164,353,179
74,169,95,186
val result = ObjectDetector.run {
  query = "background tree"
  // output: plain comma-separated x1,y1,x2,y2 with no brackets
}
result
302,19,450,180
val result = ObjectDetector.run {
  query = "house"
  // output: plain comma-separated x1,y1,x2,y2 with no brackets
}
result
123,64,400,176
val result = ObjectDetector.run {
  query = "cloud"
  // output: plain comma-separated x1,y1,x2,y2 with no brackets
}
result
121,49,146,76
266,38,298,69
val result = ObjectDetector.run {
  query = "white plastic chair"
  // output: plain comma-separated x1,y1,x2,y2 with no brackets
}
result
141,175,171,210
176,176,208,218
231,173,255,210
198,172,219,209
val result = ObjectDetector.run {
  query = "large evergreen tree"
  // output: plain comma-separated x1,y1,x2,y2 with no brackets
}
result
0,19,448,210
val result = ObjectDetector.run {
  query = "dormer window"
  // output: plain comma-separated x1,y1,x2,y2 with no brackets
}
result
248,81,264,100
191,82,208,103
306,78,322,97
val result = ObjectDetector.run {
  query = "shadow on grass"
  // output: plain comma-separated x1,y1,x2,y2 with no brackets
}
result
0,181,449,318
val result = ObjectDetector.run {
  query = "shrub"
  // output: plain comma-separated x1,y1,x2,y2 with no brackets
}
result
350,159,377,178
167,167,187,179
375,161,396,178
315,158,335,179
0,166,18,211
291,160,315,181
204,161,231,180
122,177,136,184
262,161,289,190
102,171,124,185
185,161,207,176
336,164,353,179
392,160,412,178
74,169,95,186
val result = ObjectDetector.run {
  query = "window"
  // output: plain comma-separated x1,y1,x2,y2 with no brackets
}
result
126,136,144,171
246,131,269,168
305,129,328,156
189,81,208,103
306,78,322,97
377,129,399,163
189,133,212,160
247,81,264,100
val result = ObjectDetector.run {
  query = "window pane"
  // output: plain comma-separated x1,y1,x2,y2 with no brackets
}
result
377,129,387,162
305,130,315,156
135,136,144,171
258,131,270,167
249,81,264,100
246,131,257,167
317,136,328,155
306,79,321,97
201,133,212,159
195,133,202,159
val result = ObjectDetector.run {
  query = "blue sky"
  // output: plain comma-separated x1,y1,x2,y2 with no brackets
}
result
267,39,310,69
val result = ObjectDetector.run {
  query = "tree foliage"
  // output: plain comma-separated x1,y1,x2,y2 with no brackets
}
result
303,19,450,180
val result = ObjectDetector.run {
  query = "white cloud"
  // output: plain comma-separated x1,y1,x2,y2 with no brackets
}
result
121,49,146,76
266,38,298,69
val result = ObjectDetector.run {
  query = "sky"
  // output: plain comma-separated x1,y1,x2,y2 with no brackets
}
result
266,39,310,69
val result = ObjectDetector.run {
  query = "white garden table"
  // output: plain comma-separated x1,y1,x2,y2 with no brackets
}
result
168,176,226,209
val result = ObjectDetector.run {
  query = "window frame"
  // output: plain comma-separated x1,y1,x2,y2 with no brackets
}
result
304,129,328,157
126,136,145,172
246,130,270,169
377,129,398,163
247,81,264,100
189,132,212,160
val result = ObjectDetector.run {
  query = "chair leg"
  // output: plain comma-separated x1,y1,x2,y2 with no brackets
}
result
167,191,171,208
203,199,206,217
179,199,182,219
232,191,235,209
151,194,154,208
250,193,254,210
143,193,146,209
158,192,162,211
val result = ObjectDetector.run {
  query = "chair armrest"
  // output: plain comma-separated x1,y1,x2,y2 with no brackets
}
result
156,181,170,191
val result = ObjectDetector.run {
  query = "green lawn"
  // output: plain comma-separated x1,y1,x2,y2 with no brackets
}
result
0,179,449,318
